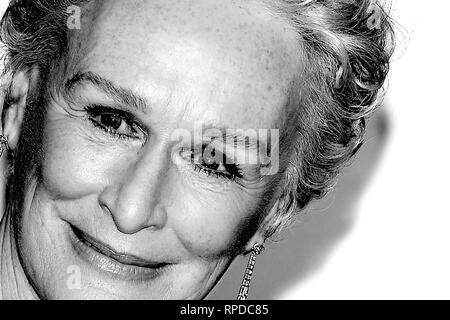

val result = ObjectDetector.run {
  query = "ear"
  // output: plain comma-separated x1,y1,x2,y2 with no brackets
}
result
1,67,39,151
242,198,282,254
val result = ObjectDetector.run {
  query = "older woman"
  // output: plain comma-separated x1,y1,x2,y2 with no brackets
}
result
0,0,393,300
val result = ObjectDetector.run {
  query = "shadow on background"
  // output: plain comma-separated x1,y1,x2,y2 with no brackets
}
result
208,106,391,300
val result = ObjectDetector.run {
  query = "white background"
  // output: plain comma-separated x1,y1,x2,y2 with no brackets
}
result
1,1,449,300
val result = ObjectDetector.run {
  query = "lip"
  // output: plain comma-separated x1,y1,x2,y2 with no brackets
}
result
69,225,170,281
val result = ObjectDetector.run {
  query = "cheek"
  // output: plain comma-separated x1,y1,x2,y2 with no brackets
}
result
167,176,263,257
40,117,130,200
41,131,101,199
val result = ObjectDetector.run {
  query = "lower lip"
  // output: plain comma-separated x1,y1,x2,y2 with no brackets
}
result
68,225,168,282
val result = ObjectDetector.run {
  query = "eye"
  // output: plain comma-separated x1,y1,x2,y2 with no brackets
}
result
183,147,243,181
85,105,145,140
95,113,127,131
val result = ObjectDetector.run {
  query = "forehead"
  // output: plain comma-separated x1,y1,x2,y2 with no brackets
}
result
69,0,302,129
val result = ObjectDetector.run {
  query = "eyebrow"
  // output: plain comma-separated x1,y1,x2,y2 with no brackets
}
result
64,72,273,155
64,71,150,114
201,126,270,155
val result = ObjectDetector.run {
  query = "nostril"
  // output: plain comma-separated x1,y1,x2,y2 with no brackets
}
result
98,185,119,216
147,203,168,230
100,203,113,217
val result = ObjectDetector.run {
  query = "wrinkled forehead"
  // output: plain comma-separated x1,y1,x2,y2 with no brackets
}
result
65,0,302,129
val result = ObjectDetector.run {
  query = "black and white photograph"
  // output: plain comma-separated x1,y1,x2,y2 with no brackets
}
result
0,0,448,304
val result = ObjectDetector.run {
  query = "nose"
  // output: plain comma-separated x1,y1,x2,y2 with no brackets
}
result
98,146,170,234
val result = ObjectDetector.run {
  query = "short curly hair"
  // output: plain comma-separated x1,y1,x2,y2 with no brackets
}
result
260,0,395,237
0,0,395,238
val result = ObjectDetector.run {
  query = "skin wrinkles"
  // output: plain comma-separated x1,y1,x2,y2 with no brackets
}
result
10,0,303,299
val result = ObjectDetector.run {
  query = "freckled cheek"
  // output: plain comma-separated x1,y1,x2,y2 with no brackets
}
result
168,185,261,257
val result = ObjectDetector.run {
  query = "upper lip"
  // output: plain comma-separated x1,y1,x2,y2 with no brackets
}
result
72,226,168,268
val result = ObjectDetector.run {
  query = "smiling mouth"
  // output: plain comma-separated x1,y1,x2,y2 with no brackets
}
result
70,225,170,281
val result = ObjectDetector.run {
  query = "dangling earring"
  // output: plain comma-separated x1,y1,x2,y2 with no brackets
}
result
236,243,264,300
0,135,9,158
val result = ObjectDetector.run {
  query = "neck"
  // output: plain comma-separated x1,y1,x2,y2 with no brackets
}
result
0,213,38,300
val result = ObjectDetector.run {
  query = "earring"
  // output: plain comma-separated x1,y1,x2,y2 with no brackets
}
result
236,243,264,300
0,135,9,158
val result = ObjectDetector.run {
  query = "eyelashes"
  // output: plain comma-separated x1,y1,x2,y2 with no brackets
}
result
84,105,146,140
84,105,243,182
193,163,242,181
185,148,243,181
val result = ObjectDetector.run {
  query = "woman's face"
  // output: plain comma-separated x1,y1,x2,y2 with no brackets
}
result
15,0,301,299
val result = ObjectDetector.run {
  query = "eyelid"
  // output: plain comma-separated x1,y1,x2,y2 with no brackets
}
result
85,104,148,140
200,139,260,166
85,104,138,123
193,164,238,181
180,147,243,180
